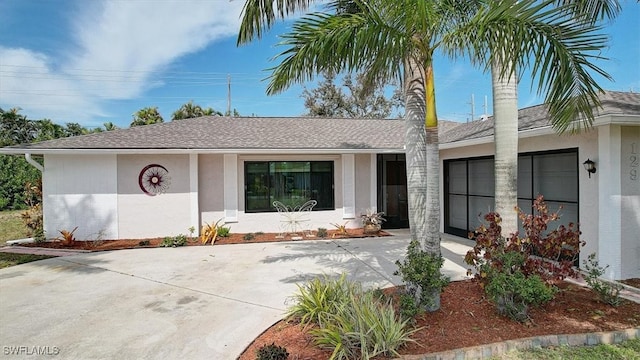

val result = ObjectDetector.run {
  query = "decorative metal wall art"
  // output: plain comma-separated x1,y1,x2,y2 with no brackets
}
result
138,164,171,196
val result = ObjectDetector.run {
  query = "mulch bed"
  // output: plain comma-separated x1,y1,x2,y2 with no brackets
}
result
239,280,640,359
18,228,391,251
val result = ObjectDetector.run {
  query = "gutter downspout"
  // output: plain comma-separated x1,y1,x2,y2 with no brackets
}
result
25,153,44,173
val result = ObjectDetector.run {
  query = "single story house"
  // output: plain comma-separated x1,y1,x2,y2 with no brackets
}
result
1,91,638,280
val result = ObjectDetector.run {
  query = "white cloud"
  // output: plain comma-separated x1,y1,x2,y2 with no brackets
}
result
0,47,104,123
0,0,245,125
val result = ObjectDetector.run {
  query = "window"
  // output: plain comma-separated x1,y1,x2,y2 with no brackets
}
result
444,149,578,237
245,161,334,212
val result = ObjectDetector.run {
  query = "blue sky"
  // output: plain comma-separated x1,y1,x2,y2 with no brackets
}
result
0,0,638,129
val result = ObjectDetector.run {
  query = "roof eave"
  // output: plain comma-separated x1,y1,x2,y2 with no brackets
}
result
0,147,405,156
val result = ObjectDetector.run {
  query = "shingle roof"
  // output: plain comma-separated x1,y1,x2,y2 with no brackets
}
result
6,117,408,152
440,90,640,143
2,91,637,153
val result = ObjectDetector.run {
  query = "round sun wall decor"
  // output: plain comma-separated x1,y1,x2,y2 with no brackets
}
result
138,164,171,196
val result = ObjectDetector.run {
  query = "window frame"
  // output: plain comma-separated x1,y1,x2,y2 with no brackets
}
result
244,160,335,213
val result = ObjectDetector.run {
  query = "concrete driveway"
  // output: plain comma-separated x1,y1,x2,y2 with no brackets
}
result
0,233,471,359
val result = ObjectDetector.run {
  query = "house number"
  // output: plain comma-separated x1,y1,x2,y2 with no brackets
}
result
631,142,638,181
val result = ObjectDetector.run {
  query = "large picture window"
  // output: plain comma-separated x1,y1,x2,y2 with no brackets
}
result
245,161,334,212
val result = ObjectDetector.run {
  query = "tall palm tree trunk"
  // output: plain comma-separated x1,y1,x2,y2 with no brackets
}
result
492,58,519,236
424,64,441,256
404,59,428,245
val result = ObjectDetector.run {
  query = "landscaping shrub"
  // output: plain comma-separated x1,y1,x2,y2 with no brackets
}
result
316,227,328,238
217,226,231,237
301,279,415,359
465,196,582,321
256,342,289,360
582,253,623,306
21,181,44,242
160,234,187,247
286,273,357,327
243,233,255,241
394,239,449,312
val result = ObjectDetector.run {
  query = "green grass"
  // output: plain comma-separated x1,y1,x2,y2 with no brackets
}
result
494,338,640,359
0,252,55,269
0,210,30,246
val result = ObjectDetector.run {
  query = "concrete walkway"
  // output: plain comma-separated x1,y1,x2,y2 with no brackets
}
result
0,232,473,360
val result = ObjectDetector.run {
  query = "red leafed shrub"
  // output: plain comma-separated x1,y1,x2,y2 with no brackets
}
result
465,195,585,286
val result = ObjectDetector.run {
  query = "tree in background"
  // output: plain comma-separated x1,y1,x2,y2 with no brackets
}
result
0,108,36,146
103,122,118,131
0,108,40,210
172,100,222,120
302,72,403,118
130,107,164,127
224,108,242,117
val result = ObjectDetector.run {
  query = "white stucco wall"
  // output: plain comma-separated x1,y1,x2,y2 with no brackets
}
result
620,126,640,279
117,154,191,239
196,154,374,233
43,154,118,240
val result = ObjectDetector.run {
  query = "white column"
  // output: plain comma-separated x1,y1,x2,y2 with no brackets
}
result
189,154,199,232
598,125,622,279
342,154,356,218
223,154,238,222
370,154,378,211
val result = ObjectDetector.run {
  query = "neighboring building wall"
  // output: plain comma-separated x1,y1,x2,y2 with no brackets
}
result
43,154,118,240
620,126,640,279
117,154,191,238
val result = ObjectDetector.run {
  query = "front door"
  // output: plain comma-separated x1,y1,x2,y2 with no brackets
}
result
377,154,409,229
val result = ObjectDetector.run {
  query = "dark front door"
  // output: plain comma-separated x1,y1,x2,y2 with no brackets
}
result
377,154,409,229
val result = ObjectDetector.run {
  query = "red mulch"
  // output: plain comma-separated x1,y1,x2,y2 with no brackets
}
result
19,228,390,251
239,280,640,359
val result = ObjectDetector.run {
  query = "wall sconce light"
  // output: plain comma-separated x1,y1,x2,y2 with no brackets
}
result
583,159,596,178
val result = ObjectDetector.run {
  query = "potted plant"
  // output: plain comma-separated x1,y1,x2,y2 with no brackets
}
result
360,209,385,234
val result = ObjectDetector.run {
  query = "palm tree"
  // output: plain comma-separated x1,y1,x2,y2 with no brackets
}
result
103,122,119,131
130,107,164,127
237,0,614,310
458,1,619,235
172,101,222,120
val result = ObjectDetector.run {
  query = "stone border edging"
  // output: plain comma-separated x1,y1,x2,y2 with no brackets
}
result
396,327,640,360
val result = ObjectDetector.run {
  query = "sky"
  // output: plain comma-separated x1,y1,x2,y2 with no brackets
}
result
0,0,639,130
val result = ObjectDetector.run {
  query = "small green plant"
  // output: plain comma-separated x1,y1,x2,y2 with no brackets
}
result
256,342,289,360
160,234,187,247
255,231,264,235
398,293,421,321
582,253,623,306
188,226,196,241
243,233,255,241
138,240,151,246
286,273,356,327
217,226,231,237
394,240,449,312
310,287,416,359
316,227,328,238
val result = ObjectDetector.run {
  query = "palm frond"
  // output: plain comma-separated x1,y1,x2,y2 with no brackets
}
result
451,0,612,133
238,0,315,44
265,6,407,94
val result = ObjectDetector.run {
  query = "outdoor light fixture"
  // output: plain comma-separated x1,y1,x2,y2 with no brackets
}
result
583,159,596,178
